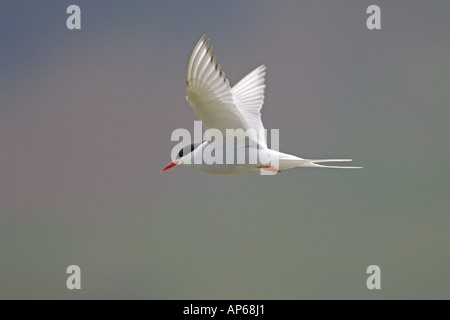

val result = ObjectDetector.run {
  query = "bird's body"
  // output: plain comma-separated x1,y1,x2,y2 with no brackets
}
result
162,35,361,174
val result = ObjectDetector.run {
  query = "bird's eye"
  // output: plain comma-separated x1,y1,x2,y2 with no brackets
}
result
178,148,184,158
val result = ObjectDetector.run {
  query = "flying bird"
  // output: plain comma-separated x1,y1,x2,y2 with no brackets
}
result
162,35,361,174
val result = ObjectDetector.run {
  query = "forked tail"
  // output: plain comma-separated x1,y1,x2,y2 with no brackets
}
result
302,159,362,169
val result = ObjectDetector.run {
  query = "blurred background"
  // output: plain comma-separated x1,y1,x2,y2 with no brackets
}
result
1,0,449,299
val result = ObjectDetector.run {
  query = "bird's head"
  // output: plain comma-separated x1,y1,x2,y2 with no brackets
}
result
161,143,200,172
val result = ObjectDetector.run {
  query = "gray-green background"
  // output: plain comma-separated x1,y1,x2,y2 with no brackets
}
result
1,1,449,299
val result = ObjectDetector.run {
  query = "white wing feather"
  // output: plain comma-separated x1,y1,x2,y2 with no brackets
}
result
186,36,267,146
186,36,249,137
232,65,267,147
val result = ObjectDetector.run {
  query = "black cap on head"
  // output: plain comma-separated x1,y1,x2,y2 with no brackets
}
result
178,143,197,158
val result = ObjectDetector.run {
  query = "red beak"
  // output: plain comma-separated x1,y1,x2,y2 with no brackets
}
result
161,161,178,172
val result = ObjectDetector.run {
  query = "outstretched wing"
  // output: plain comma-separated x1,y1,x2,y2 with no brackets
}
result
186,36,250,139
232,65,267,147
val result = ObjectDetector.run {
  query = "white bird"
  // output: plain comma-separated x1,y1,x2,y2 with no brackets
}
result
162,35,361,174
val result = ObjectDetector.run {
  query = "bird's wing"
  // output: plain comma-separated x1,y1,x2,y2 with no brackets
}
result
231,65,267,147
186,35,254,142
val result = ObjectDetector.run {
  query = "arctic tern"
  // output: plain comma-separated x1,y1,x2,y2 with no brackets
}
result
162,35,361,174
